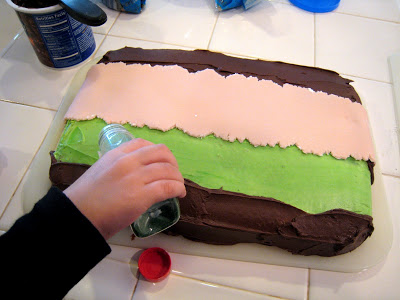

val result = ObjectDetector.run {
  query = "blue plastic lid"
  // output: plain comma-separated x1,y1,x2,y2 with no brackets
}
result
289,0,340,13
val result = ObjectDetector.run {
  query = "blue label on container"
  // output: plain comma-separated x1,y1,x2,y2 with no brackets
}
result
33,9,95,68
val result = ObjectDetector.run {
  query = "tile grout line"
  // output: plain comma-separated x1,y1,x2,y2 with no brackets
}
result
92,34,107,57
101,257,140,300
0,98,57,112
166,272,293,300
104,253,293,300
335,11,400,25
130,273,141,300
205,42,393,84
104,33,199,49
0,113,56,227
306,268,311,300
207,12,220,50
383,173,400,179
340,73,392,85
0,152,35,225
105,12,121,36
272,0,400,25
0,28,23,58
91,10,122,56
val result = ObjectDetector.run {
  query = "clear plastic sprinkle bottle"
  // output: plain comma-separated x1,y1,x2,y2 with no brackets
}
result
98,124,181,238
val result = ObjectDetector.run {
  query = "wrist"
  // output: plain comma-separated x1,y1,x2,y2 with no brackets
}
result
64,187,111,240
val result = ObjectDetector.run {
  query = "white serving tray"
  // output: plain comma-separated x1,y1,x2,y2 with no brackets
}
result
22,57,393,273
389,52,400,140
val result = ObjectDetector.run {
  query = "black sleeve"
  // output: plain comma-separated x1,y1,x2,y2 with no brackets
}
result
0,187,112,300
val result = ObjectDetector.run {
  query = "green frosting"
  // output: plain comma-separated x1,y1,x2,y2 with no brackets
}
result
54,118,372,215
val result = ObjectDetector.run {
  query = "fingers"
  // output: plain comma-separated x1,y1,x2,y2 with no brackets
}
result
115,139,178,169
99,138,187,207
128,143,179,169
97,138,154,167
141,162,184,185
117,138,154,154
144,179,187,207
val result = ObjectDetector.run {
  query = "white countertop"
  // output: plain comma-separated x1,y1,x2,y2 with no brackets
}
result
0,0,399,299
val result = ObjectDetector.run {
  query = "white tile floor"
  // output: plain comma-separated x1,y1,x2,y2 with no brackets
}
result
1,0,400,299
315,12,400,82
336,0,400,22
0,0,21,55
133,275,280,300
108,0,218,48
0,101,54,217
0,33,105,110
345,75,400,176
91,0,121,35
167,251,308,299
210,1,315,66
66,256,138,300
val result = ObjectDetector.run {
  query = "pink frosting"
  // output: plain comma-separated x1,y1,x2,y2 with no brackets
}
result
65,62,375,162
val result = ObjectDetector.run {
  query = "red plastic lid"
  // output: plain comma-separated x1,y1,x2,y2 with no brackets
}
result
138,247,171,282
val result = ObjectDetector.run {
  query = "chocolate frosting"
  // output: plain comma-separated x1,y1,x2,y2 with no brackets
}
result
101,47,361,103
49,153,373,257
51,47,375,256
169,180,373,257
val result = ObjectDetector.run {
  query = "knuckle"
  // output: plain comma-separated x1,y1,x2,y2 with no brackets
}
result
160,181,175,196
134,138,147,146
161,162,175,173
113,156,130,172
155,143,170,153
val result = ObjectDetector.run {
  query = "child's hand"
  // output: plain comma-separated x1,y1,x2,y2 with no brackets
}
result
64,138,186,240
